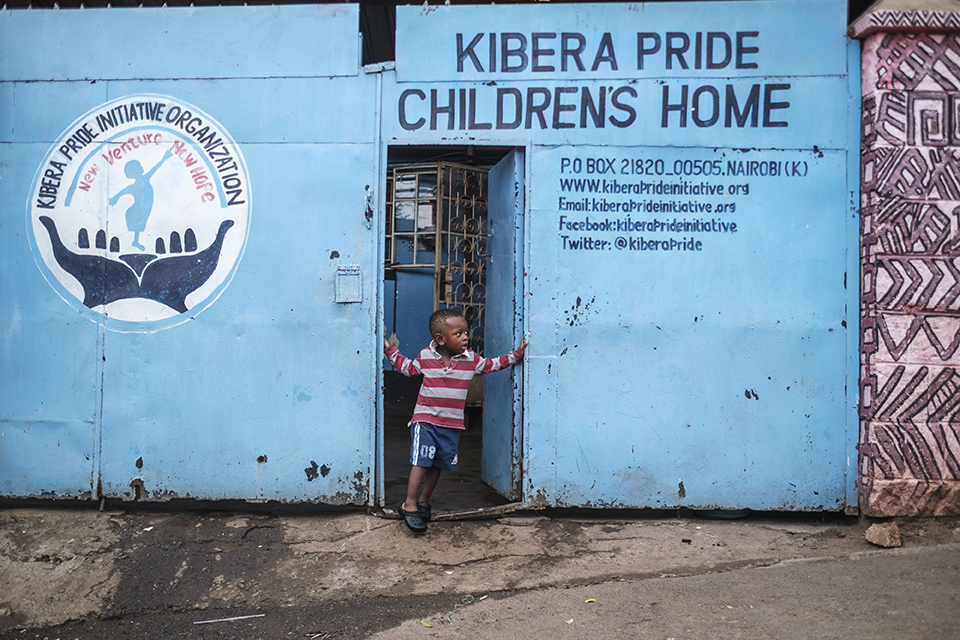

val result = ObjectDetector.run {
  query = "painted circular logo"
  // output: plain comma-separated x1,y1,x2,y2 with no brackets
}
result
27,94,251,332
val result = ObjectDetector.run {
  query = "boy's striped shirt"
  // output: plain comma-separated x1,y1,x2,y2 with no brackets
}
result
385,341,522,430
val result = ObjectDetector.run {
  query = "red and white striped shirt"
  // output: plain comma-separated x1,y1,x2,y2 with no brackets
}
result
385,341,522,430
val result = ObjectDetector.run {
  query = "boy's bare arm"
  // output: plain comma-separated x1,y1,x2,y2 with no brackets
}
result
515,336,528,359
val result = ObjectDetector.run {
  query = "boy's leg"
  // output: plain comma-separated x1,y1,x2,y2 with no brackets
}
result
403,423,454,512
403,465,430,513
418,466,441,504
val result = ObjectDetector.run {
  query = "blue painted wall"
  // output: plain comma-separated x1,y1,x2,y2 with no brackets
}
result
1,5,380,503
386,0,860,510
1,1,859,510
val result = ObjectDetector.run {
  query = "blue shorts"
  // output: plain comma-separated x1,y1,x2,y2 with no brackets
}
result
410,422,460,471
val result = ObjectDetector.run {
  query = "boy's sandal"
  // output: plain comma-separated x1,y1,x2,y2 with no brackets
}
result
399,506,428,533
417,502,432,522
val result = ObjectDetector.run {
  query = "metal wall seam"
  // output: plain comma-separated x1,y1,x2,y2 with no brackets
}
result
844,37,863,514
369,64,386,508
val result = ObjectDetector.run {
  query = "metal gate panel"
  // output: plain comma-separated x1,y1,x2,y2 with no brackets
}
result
1,81,108,497
0,147,102,497
483,149,526,499
97,139,378,502
386,0,859,510
2,6,380,503
528,144,855,510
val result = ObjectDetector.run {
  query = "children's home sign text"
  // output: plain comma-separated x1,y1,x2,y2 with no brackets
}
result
551,147,822,254
395,2,848,133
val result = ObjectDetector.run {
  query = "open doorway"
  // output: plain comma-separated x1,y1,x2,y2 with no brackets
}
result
381,145,525,513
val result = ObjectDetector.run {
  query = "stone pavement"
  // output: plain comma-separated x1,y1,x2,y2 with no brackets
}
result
0,504,958,638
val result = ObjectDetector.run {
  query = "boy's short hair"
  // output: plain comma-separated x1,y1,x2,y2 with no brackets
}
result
429,308,463,336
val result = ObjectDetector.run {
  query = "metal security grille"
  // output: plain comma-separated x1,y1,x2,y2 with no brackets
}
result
436,162,489,352
385,164,437,268
386,162,489,352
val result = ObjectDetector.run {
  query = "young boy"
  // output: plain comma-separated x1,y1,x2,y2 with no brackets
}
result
383,308,527,533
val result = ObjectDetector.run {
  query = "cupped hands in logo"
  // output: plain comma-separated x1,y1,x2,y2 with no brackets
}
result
38,216,235,313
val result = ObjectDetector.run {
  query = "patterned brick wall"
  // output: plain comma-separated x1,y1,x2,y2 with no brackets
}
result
859,30,960,516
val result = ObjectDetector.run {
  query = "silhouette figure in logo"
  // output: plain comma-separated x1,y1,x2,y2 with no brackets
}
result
108,148,174,251
38,216,235,313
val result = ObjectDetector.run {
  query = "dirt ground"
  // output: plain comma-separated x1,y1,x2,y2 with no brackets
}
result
4,375,959,639
2,503,958,640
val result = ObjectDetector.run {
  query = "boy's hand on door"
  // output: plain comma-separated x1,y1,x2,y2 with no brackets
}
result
516,336,528,358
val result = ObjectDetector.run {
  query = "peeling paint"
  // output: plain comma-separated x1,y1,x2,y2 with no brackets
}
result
130,478,145,501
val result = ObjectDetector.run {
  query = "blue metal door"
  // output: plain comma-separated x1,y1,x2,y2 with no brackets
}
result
482,149,526,499
383,0,860,510
1,6,380,503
